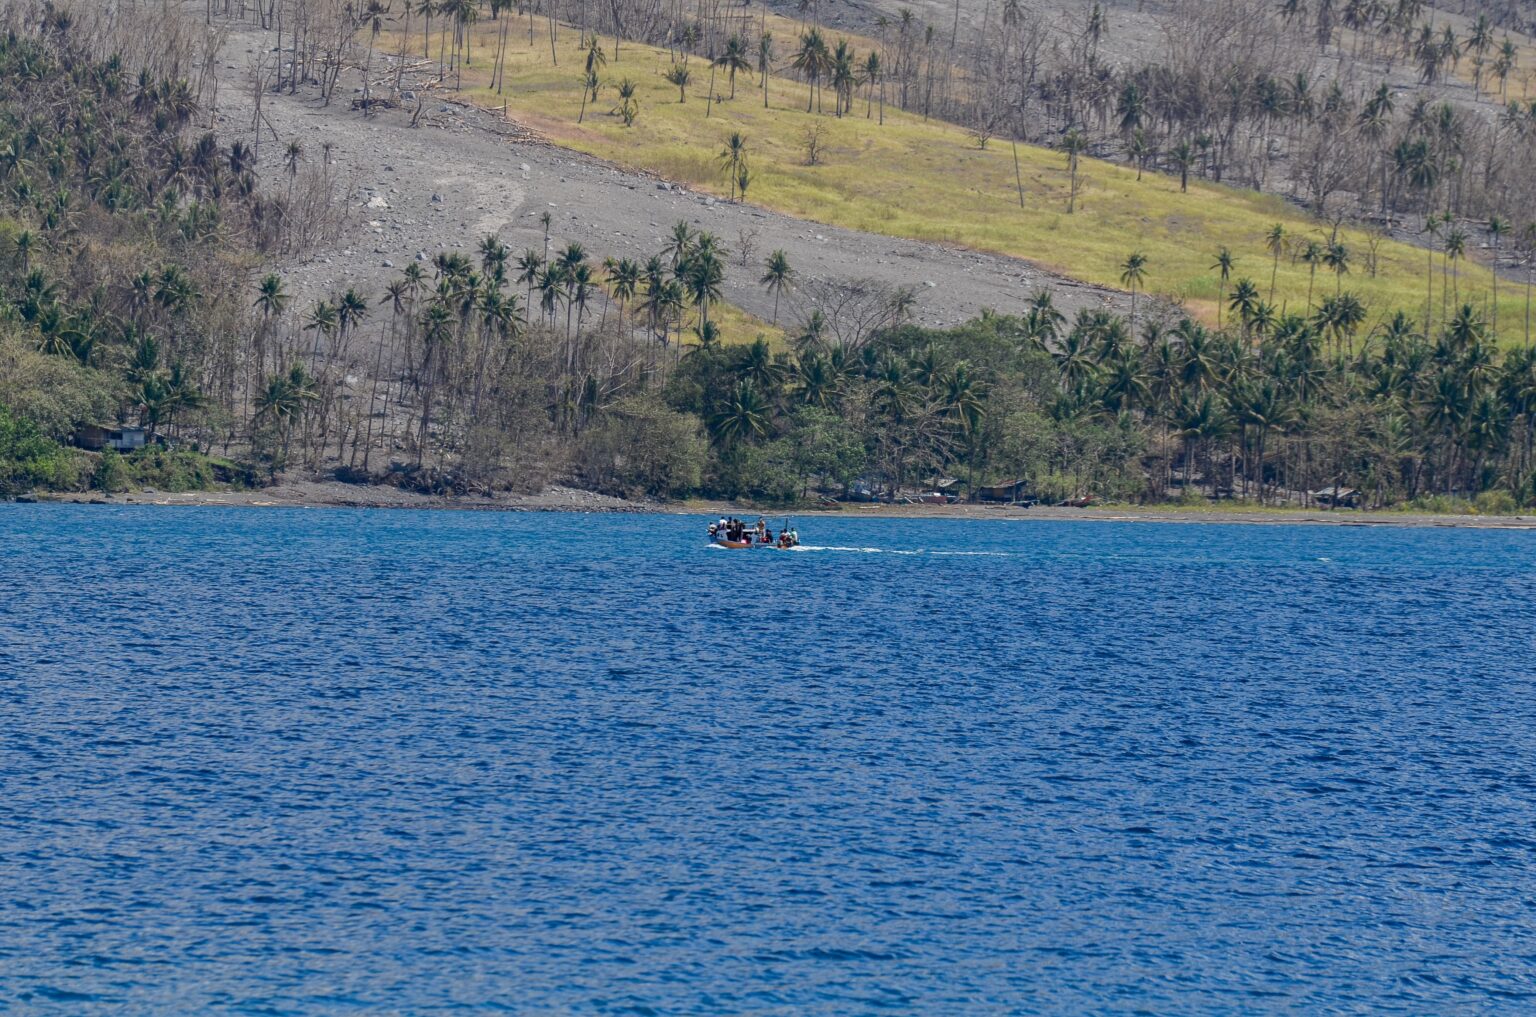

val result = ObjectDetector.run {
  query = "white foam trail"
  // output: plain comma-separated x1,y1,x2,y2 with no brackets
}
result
784,545,1014,557
929,550,1014,557
708,542,1017,557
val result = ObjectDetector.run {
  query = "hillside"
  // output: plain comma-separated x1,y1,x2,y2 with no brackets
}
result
4,0,1536,516
379,5,1532,342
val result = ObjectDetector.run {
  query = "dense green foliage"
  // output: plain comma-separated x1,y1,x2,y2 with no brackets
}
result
0,404,81,495
659,295,1536,508
0,13,322,494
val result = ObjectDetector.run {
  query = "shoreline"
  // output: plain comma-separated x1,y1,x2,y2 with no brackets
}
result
16,481,1536,529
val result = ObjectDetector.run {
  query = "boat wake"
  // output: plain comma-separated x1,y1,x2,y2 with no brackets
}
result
710,544,1015,557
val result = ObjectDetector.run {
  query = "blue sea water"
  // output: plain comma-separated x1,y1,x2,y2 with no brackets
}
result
2,506,1535,1015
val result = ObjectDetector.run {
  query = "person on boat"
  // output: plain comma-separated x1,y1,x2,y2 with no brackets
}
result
754,517,767,542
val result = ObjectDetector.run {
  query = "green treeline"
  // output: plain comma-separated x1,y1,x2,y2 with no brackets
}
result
663,301,1536,511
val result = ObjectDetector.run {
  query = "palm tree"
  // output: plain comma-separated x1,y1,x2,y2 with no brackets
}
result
1228,279,1260,336
1178,320,1221,394
1323,238,1350,296
1100,352,1149,416
1314,292,1368,356
1423,213,1446,333
255,364,317,462
712,379,770,444
1264,224,1286,302
557,241,588,273
761,250,795,324
360,1,389,113
1488,215,1509,336
609,258,640,332
1052,329,1099,390
536,264,566,328
791,29,832,113
1231,379,1294,502
830,39,857,117
338,288,369,341
1170,140,1193,192
796,352,840,408
682,238,724,325
715,35,752,100
719,132,748,201
254,273,288,322
692,320,722,352
515,249,543,308
1211,247,1234,326
758,34,775,109
1062,129,1087,212
873,356,917,420
569,262,597,332
1444,228,1467,310
1174,392,1231,495
665,63,691,102
862,51,881,120
13,229,32,274
304,299,338,361
584,33,608,79
1300,240,1324,308
1493,38,1518,100
941,364,986,483
1120,251,1148,327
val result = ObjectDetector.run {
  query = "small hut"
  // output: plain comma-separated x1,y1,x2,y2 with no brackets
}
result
975,479,1030,503
1312,486,1361,508
74,425,147,452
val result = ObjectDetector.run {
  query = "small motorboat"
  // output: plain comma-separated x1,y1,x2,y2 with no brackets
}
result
709,519,799,549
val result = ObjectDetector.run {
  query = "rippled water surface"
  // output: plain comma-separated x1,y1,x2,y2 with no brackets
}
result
3,506,1536,1014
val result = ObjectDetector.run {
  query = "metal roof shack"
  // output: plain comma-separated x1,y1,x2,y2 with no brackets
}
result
1312,485,1361,508
74,425,147,452
975,479,1030,503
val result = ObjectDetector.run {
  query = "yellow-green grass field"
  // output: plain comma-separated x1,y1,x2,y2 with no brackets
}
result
708,297,786,348
385,14,1529,341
